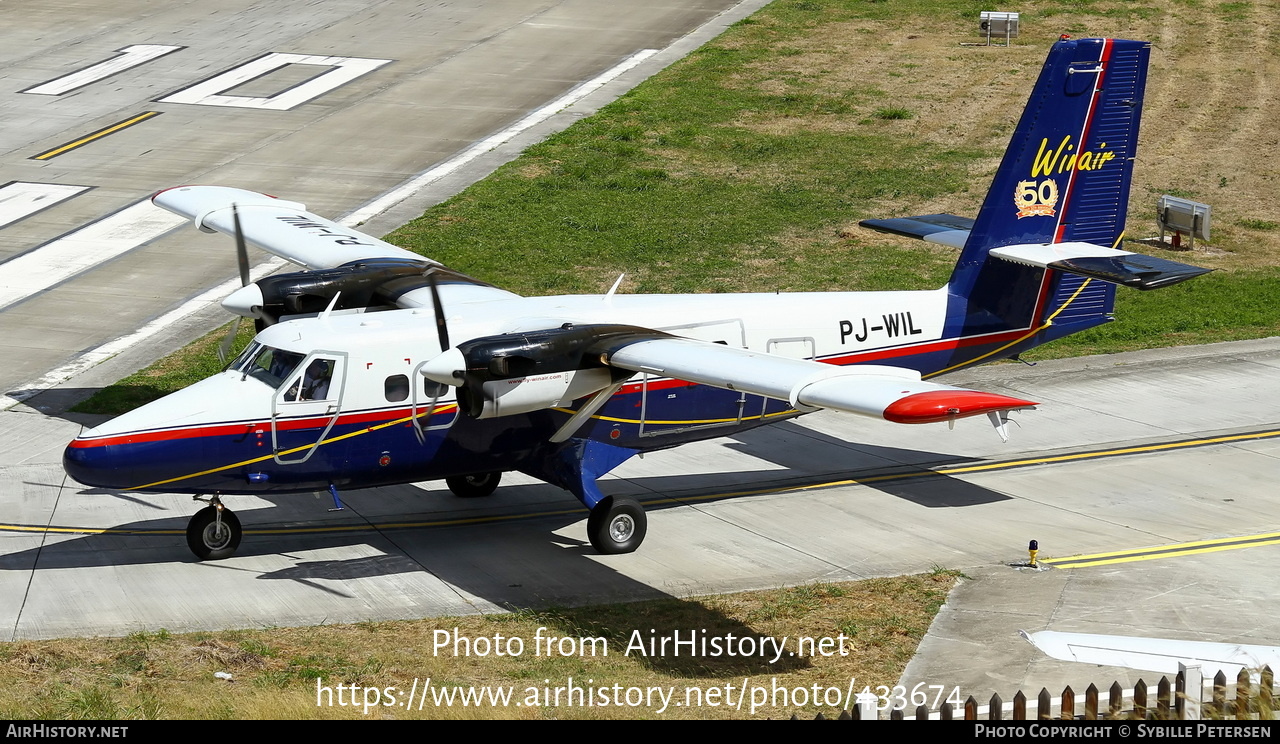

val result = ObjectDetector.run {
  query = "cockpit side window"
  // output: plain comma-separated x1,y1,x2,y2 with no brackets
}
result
233,344,305,389
284,358,336,402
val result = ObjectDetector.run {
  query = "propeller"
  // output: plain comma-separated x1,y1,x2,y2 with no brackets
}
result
426,268,449,352
217,204,251,363
413,267,456,441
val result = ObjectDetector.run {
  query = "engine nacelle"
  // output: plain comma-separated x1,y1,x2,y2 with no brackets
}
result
221,259,496,325
462,368,617,419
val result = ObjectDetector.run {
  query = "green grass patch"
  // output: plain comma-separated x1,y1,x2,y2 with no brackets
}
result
0,574,957,719
872,106,914,120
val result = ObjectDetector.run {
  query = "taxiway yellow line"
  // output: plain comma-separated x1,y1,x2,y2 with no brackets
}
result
1042,532,1280,568
31,111,162,160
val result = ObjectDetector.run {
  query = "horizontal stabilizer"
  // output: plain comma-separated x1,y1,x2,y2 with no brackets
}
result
603,337,1035,424
990,242,1210,290
858,214,974,248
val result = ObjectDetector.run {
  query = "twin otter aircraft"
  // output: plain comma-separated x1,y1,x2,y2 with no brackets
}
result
65,37,1208,560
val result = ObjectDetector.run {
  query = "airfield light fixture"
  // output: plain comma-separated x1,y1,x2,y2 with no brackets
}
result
978,11,1019,47
1157,195,1211,249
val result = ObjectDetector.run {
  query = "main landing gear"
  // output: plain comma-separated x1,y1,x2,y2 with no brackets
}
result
587,496,647,554
446,471,501,498
186,495,242,561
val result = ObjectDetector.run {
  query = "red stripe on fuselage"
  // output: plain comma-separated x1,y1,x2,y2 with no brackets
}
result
69,403,459,449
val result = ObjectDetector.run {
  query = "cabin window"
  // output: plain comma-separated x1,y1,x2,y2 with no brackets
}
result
385,374,410,402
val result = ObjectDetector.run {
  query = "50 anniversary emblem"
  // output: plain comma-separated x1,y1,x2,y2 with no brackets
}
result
1014,178,1059,218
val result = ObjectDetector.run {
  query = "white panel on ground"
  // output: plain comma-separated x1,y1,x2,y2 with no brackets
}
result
0,200,186,311
0,183,90,229
158,53,392,110
21,45,184,96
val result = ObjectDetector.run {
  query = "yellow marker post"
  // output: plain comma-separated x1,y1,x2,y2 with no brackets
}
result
1028,539,1039,567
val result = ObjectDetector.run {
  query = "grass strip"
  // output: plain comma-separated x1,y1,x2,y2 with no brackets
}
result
0,573,960,719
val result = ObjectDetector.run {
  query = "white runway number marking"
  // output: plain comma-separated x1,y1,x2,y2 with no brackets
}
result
0,183,90,229
158,53,392,110
20,45,184,96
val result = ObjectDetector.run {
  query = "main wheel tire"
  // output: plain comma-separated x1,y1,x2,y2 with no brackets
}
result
587,496,647,554
186,505,242,561
446,472,501,498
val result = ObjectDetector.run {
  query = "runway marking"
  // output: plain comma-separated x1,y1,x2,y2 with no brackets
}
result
8,427,1278,539
0,48,663,409
30,111,162,160
0,198,187,311
0,182,90,228
21,45,184,96
158,53,392,110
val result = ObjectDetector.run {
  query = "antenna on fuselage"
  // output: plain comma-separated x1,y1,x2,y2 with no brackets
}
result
319,291,342,324
604,273,625,303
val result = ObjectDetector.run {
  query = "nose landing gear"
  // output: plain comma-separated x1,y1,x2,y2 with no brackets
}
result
187,495,242,561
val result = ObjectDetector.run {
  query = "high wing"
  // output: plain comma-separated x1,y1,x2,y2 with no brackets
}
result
422,325,1037,438
154,186,427,269
152,185,517,320
600,336,1036,432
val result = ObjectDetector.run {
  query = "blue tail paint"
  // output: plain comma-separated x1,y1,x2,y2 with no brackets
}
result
944,38,1151,354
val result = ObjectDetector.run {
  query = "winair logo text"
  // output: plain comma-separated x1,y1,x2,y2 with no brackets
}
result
1014,137,1117,219
1031,135,1116,177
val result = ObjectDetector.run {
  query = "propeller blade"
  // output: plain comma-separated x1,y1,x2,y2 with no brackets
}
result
426,269,449,352
217,317,243,364
412,383,446,444
232,203,251,287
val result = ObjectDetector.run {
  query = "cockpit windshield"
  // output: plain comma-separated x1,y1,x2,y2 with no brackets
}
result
229,342,305,389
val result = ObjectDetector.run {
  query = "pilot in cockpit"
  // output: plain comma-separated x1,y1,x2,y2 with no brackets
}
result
299,359,333,400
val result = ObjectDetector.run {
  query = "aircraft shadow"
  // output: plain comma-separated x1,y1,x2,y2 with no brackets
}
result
2,494,816,674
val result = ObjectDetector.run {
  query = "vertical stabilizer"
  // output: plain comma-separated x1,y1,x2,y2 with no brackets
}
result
945,38,1151,347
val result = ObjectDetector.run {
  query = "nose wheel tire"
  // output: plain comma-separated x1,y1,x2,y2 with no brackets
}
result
587,496,647,554
446,471,501,498
186,505,242,561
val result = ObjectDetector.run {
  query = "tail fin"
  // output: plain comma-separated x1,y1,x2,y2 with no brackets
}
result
859,38,1206,373
943,38,1152,354
960,38,1150,265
